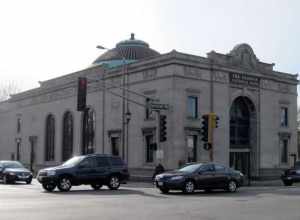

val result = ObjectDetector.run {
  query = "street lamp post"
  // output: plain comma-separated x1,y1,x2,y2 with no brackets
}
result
97,45,129,162
125,111,131,162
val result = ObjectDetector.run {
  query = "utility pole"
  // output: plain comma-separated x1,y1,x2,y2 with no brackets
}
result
121,58,126,160
209,59,214,162
156,110,161,163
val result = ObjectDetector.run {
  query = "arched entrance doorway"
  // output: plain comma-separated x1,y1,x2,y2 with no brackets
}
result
230,96,256,179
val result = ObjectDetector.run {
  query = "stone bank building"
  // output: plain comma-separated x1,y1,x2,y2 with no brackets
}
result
0,34,298,179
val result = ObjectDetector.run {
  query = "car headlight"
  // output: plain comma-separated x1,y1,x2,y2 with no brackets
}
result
170,176,184,181
239,172,244,177
8,172,15,176
47,170,56,176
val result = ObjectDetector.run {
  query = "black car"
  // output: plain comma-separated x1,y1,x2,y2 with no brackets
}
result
37,154,130,192
155,163,244,194
0,161,33,184
281,161,300,186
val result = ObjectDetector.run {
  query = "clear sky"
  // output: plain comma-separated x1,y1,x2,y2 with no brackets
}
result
0,0,299,93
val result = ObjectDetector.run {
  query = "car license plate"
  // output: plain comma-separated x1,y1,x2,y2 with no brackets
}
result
157,181,163,186
18,175,28,179
287,177,292,180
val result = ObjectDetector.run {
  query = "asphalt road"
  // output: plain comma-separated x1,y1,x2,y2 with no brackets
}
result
1,180,300,220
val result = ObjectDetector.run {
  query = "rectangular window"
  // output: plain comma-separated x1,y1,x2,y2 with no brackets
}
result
281,139,288,164
145,98,151,120
111,137,120,156
146,135,154,163
187,96,198,118
145,98,155,120
187,135,197,162
17,118,21,133
280,107,288,127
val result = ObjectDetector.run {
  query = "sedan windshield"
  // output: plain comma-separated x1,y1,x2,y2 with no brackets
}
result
179,164,202,173
62,156,84,167
3,161,24,169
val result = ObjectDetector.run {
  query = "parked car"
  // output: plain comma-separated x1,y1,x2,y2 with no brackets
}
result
37,154,130,192
0,160,33,184
281,161,300,186
155,162,244,194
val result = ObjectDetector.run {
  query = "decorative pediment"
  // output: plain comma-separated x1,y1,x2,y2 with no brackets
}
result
228,44,259,70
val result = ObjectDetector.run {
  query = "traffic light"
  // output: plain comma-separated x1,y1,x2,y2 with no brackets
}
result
159,115,167,142
215,115,219,128
77,77,87,111
201,114,209,143
210,113,220,128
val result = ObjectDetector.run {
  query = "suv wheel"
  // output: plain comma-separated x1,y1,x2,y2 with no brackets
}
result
108,176,120,190
183,180,195,194
227,180,237,192
283,180,293,186
159,187,169,194
42,183,56,192
26,178,32,184
3,175,8,184
91,184,103,190
57,177,72,192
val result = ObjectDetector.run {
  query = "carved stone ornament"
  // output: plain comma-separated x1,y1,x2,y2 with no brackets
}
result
184,66,202,79
278,83,290,93
143,69,157,80
213,71,228,83
229,44,259,70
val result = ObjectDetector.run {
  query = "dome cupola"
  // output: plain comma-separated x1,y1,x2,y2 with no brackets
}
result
92,33,160,67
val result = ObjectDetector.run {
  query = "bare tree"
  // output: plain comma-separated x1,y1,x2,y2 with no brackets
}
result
0,81,21,102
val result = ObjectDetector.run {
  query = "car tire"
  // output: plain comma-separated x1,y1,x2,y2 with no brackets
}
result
42,183,56,192
26,178,32,184
3,175,8,184
91,184,103,190
283,180,293,186
108,175,120,190
57,176,72,192
183,180,195,194
227,180,237,193
159,187,169,194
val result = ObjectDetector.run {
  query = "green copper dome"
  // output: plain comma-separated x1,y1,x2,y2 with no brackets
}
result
92,33,160,68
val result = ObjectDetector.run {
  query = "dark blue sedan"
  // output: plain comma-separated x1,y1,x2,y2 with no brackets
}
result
155,163,244,194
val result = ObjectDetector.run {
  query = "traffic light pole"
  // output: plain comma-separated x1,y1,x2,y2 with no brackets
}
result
156,110,161,164
209,60,215,162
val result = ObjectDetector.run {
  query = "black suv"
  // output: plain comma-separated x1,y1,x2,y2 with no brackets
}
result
281,161,300,186
37,154,129,192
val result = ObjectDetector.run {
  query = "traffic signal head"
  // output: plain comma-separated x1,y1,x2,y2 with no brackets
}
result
159,115,167,142
201,114,209,142
77,77,87,111
215,115,219,128
210,113,220,128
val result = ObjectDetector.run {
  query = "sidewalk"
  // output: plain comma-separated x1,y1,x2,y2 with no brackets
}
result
245,179,283,187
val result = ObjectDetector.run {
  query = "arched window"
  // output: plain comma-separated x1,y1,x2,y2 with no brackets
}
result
230,97,254,147
62,111,73,161
82,108,95,155
45,114,55,161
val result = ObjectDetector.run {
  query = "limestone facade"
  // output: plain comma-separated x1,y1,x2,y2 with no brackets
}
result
0,43,298,178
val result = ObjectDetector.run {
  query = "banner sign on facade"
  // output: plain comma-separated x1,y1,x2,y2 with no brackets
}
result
230,73,260,88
